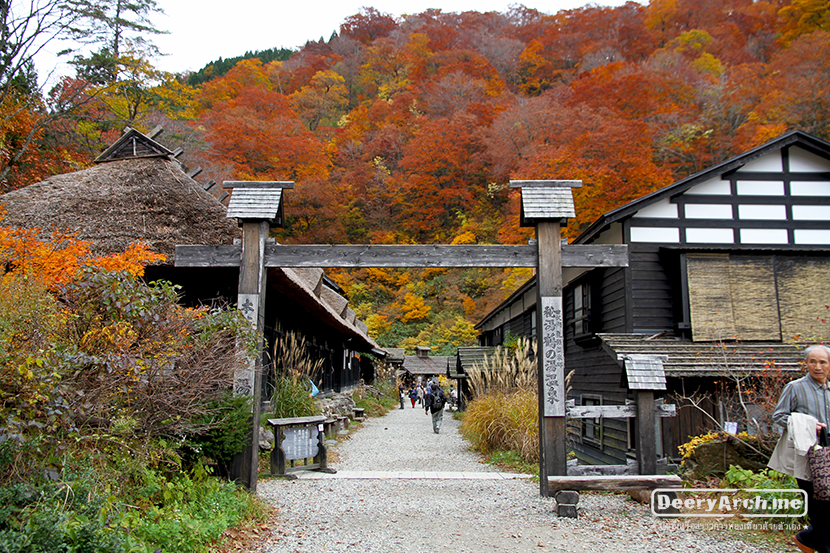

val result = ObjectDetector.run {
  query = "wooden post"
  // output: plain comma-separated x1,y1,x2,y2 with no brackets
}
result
536,221,568,495
229,220,269,492
635,390,657,475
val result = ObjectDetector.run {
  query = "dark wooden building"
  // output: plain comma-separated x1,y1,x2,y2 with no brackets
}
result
477,130,830,465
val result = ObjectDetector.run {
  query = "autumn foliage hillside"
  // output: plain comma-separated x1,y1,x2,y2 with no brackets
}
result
4,0,830,353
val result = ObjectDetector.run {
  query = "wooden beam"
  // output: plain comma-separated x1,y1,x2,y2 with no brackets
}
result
566,459,676,476
174,244,628,269
175,245,242,267
566,403,676,419
547,474,682,492
264,244,537,268
223,181,295,189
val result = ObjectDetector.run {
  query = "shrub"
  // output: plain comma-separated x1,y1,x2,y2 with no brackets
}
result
721,465,804,518
271,375,317,418
58,269,256,440
678,431,772,480
183,392,253,475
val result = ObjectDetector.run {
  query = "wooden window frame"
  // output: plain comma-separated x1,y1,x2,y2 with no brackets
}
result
580,394,603,448
572,281,593,340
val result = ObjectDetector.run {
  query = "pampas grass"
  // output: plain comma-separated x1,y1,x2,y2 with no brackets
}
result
460,338,540,464
466,338,537,397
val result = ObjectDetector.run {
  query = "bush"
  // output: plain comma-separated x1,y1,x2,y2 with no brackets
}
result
0,438,257,553
459,388,538,464
679,431,771,479
125,465,255,552
721,465,804,518
183,392,253,475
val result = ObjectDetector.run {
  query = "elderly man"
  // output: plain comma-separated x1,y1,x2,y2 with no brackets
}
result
770,345,830,553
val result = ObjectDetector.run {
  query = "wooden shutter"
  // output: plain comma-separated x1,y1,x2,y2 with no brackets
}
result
686,254,780,341
687,254,734,341
776,257,830,340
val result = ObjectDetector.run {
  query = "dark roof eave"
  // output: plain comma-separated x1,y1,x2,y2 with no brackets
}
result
474,274,538,330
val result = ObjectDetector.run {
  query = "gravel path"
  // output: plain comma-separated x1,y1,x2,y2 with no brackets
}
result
257,404,791,553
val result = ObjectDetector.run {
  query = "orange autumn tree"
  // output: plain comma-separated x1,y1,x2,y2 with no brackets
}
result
0,224,165,287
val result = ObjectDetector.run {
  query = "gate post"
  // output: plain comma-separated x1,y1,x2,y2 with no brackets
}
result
225,181,293,491
511,180,581,496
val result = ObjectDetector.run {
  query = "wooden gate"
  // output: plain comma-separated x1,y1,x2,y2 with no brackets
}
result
176,179,630,495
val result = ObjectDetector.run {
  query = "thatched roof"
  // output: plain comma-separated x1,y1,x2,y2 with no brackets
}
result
0,157,239,263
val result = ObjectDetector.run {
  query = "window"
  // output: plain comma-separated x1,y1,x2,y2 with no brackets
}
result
581,394,603,447
573,282,592,338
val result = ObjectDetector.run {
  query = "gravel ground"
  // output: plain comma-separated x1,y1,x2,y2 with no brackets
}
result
256,404,792,553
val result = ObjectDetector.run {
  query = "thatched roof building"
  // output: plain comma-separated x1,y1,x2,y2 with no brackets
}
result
0,141,239,262
0,127,381,391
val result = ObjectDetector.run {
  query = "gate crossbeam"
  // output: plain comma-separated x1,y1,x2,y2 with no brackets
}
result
175,243,628,269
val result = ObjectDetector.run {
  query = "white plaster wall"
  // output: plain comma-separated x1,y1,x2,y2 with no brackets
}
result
686,228,734,243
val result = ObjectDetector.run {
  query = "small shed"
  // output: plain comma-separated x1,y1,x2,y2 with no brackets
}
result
400,347,450,384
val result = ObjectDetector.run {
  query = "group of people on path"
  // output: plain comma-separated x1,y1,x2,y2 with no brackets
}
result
398,381,451,434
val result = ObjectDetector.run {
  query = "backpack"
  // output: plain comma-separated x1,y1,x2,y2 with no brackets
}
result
432,390,445,412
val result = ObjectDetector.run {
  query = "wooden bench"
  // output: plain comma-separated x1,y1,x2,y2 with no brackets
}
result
547,474,682,518
267,416,336,478
352,407,365,421
335,415,349,434
323,418,337,439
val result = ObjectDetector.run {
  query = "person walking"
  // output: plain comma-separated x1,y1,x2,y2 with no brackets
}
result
769,344,830,553
409,386,418,408
398,383,406,409
417,384,425,406
424,382,447,434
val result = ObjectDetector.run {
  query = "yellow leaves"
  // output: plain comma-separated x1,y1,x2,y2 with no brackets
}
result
0,227,91,286
365,267,398,285
80,321,137,354
518,40,551,95
691,52,724,78
462,296,477,317
451,230,476,245
644,0,678,32
365,313,392,336
290,70,349,131
398,292,431,323
778,0,830,45
91,244,166,277
152,76,200,120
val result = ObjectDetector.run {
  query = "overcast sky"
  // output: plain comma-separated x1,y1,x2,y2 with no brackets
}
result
36,0,638,82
